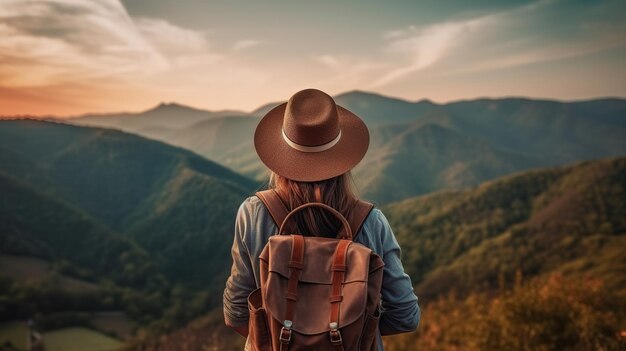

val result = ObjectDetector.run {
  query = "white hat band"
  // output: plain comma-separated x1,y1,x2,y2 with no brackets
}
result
281,128,342,153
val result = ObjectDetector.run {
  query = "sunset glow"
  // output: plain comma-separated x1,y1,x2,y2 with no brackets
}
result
1,0,625,116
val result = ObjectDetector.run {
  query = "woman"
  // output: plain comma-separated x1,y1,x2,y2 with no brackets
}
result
223,88,420,350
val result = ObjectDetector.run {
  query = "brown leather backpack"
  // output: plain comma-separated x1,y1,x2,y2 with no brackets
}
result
247,190,384,351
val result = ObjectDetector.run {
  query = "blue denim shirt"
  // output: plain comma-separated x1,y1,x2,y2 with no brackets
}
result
223,195,420,350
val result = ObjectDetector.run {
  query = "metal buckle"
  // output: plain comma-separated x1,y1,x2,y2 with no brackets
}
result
280,320,293,344
329,322,342,345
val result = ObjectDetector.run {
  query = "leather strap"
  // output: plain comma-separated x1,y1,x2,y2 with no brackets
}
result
256,189,291,233
280,234,305,351
255,190,374,240
328,239,350,351
346,200,374,241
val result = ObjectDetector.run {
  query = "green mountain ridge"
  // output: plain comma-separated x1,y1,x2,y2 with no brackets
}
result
1,94,624,349
0,172,160,288
0,119,258,289
139,155,626,351
71,103,247,131
54,92,626,204
383,156,626,300
355,122,547,203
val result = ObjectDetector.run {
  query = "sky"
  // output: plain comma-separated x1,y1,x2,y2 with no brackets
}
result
0,0,624,116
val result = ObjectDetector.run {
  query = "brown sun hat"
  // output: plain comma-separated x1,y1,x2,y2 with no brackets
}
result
254,88,369,182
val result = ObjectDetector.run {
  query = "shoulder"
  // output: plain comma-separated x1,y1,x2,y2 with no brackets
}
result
239,194,264,209
362,207,391,230
355,207,392,247
236,196,261,220
240,195,263,209
236,195,272,225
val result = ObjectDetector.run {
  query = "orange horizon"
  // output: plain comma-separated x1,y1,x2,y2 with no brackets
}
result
2,86,625,118
1,0,624,117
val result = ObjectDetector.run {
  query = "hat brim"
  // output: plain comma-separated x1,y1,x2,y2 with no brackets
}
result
254,102,369,182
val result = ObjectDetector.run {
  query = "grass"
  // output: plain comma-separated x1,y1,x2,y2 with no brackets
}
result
0,321,29,351
43,327,123,351
0,254,98,292
90,311,135,340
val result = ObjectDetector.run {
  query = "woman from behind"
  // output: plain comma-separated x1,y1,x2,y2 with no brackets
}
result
223,88,420,350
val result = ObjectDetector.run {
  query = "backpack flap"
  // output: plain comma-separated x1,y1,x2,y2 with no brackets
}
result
259,235,384,335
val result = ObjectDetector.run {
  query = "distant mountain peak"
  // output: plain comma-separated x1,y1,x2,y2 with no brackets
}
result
416,98,435,105
334,90,437,106
335,89,408,101
157,102,184,108
149,102,200,113
336,89,377,96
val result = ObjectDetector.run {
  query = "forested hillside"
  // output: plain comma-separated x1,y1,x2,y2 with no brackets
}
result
138,156,626,350
385,156,626,299
0,119,259,339
382,156,626,351
68,93,626,204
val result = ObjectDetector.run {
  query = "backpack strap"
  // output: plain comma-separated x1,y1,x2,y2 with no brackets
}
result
279,234,305,350
347,200,374,241
329,239,351,349
255,189,374,239
256,189,291,231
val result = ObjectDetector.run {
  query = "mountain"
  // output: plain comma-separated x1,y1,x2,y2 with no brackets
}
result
136,155,626,351
334,90,438,126
351,96,625,203
159,115,261,179
55,92,626,204
383,156,626,300
0,172,160,289
71,103,248,139
440,98,626,163
251,90,438,126
354,122,548,204
0,119,258,288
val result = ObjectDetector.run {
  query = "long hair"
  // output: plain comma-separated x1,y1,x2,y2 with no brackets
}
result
269,171,360,238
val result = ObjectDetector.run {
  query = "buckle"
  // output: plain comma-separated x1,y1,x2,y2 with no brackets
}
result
280,320,293,344
329,322,342,345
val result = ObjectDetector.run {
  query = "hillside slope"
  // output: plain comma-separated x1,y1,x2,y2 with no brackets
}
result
0,173,160,288
355,122,547,203
138,155,626,351
383,156,626,299
62,93,626,204
72,103,246,133
0,119,258,288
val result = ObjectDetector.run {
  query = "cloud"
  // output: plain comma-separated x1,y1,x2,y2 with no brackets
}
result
446,32,626,76
232,39,263,51
0,0,214,87
311,54,387,90
371,17,493,88
382,25,417,40
1,0,624,115
369,0,626,87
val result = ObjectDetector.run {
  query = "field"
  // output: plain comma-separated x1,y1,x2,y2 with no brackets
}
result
42,327,122,351
0,322,123,351
90,312,135,340
0,254,98,292
0,321,29,350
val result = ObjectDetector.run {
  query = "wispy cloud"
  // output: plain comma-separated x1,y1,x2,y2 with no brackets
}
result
371,16,493,88
0,0,623,115
0,0,215,87
369,0,626,87
443,6,626,75
311,54,387,90
232,39,263,51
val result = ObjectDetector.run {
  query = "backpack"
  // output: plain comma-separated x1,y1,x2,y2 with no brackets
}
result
247,189,385,351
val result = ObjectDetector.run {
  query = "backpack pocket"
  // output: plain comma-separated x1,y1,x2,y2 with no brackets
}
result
359,307,381,351
247,288,272,351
